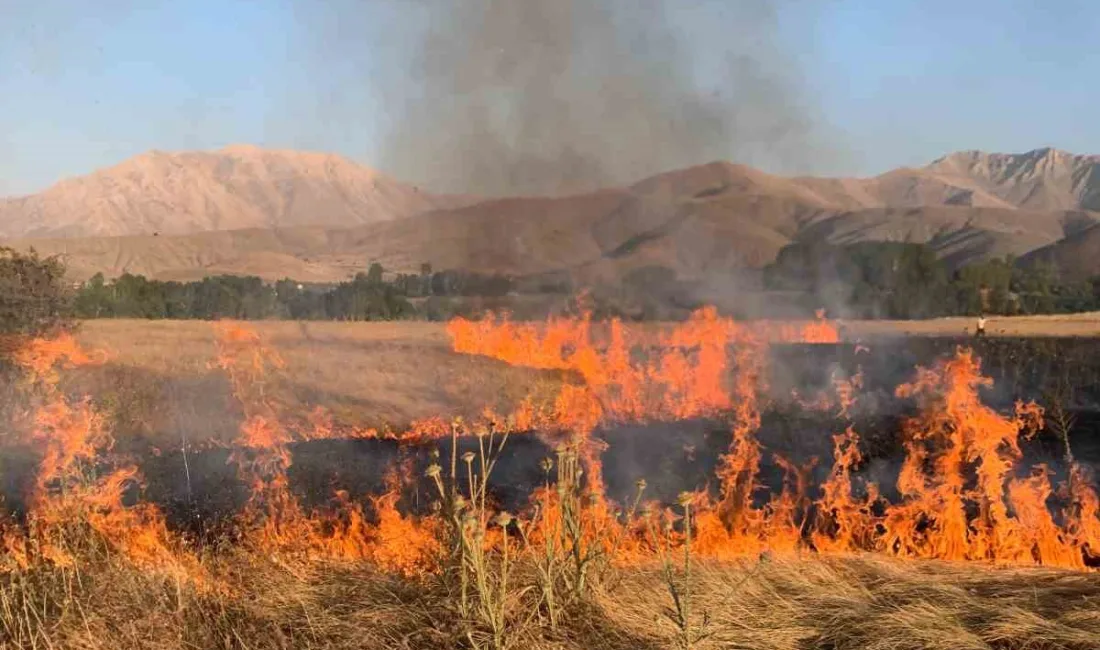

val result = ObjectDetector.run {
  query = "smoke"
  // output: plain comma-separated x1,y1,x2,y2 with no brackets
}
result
300,0,835,196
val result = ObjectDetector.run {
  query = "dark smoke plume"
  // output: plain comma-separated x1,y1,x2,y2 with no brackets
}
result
305,0,836,196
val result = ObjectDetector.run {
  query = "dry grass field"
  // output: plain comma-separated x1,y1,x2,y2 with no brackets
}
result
67,312,1100,450
14,552,1100,649
842,312,1100,338
1,315,1091,649
68,319,560,450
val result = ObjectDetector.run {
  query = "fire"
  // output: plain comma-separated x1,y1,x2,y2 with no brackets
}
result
812,427,879,553
447,307,782,502
1066,464,1100,558
366,483,442,576
209,322,440,576
446,312,1100,570
0,332,204,583
12,332,107,385
448,307,835,410
0,306,1096,588
881,349,1075,565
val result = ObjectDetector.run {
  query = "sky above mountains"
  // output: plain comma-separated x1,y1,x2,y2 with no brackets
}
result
1,0,1097,196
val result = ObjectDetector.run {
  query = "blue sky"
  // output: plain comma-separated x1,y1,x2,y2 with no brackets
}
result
0,0,1096,196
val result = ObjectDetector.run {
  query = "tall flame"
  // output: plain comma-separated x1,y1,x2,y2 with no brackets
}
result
209,323,440,575
448,312,1100,570
1,308,1096,586
1,333,203,583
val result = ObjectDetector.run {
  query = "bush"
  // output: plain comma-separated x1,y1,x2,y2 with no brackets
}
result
0,247,73,336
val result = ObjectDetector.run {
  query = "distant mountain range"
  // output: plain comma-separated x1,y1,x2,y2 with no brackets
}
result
0,144,473,238
2,144,1099,284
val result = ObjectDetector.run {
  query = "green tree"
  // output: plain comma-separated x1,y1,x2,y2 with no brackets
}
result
111,273,167,318
162,281,195,319
1011,263,1057,314
953,256,1014,315
367,262,384,286
325,273,414,321
275,279,327,319
419,262,433,296
881,243,949,318
763,241,952,319
235,276,277,319
74,272,114,318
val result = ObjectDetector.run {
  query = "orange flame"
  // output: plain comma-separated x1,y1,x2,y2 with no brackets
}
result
448,310,1099,570
210,323,440,575
1,333,205,584
5,309,1096,585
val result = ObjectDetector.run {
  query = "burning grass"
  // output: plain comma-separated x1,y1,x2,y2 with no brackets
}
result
0,309,1098,648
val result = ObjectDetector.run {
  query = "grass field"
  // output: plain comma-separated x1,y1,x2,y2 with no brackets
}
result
14,552,1100,649
840,312,1100,338
67,313,1100,449
5,316,1092,649
69,319,559,449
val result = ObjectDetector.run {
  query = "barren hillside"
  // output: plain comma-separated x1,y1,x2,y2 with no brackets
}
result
2,146,1099,283
0,145,471,238
795,205,1083,267
925,147,1100,212
1018,222,1100,281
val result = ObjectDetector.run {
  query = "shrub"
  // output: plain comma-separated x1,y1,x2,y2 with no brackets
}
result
0,247,73,336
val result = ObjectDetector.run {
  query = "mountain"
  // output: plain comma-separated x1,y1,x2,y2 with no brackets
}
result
0,145,470,238
2,146,1099,285
1017,221,1100,281
793,205,1077,269
925,147,1100,212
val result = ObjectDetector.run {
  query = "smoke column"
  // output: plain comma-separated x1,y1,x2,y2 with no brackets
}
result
302,0,837,196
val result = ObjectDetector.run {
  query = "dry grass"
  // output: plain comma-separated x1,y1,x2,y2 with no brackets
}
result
66,314,1100,450
70,319,562,448
603,556,1100,650
2,553,1097,649
843,312,1100,338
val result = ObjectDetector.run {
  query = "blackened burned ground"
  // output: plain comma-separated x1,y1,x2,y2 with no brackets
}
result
138,420,736,540
771,337,1100,412
772,337,1100,455
124,337,1100,540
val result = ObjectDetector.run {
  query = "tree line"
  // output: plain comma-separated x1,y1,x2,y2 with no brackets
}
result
70,263,562,322
0,243,1098,335
763,241,1099,319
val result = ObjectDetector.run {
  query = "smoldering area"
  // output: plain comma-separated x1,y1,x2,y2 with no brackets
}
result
2,336,1090,541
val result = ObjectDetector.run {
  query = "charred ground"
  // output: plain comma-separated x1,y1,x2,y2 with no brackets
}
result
104,335,1100,551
